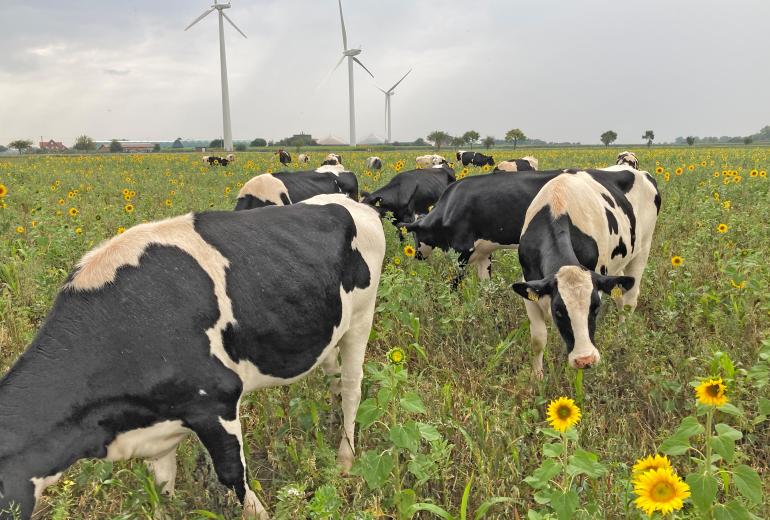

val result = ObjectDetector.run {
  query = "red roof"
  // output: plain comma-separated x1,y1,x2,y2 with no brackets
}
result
39,139,67,150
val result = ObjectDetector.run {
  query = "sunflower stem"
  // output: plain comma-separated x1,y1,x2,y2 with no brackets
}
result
562,430,569,489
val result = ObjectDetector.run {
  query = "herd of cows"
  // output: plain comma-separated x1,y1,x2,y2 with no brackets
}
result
0,149,659,519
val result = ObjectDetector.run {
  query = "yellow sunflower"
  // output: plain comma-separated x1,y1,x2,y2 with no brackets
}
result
713,171,720,177
716,223,728,233
164,199,173,207
403,245,416,257
687,165,694,171
75,227,82,235
58,198,65,206
124,194,132,201
117,226,126,234
0,184,7,197
675,167,683,176
387,347,406,365
124,204,134,213
393,257,401,266
730,279,746,289
722,200,731,210
15,225,25,234
482,164,491,172
664,172,670,182
122,188,130,196
732,175,742,183
695,377,728,406
701,160,707,167
760,170,767,178
633,468,690,516
67,190,75,198
546,397,581,432
655,166,664,174
68,207,78,217
671,256,683,267
749,169,758,177
632,454,672,477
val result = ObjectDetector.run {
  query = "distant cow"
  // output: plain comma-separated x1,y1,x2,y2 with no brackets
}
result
298,153,310,163
322,153,342,166
235,164,359,209
415,154,448,169
0,194,385,520
493,156,538,173
365,156,382,170
512,168,659,377
203,153,235,166
277,149,291,166
361,165,455,239
457,151,494,167
615,151,639,169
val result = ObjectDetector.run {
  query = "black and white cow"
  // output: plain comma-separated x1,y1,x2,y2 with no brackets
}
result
235,165,359,210
415,154,448,169
0,194,385,520
276,149,291,166
511,169,660,377
615,151,639,170
321,153,343,166
457,151,494,167
298,153,310,163
361,165,455,240
493,156,539,173
203,153,235,166
365,156,382,170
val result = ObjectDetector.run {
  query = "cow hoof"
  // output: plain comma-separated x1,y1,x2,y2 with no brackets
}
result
337,440,354,474
532,368,544,381
243,489,269,519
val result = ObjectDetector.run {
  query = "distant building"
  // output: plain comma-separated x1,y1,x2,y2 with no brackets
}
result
359,133,385,145
315,134,348,146
97,142,155,153
39,139,68,151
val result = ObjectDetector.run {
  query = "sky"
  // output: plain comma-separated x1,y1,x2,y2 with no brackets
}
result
1,0,769,146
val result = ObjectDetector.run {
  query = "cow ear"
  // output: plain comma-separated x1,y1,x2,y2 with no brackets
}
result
511,277,554,301
592,273,634,294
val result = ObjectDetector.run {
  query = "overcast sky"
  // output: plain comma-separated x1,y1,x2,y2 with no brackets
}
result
1,0,768,146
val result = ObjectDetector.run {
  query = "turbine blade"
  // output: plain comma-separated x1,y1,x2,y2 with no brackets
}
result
315,54,346,90
376,86,387,94
222,11,247,38
184,7,216,31
338,0,348,50
352,57,374,78
388,68,412,93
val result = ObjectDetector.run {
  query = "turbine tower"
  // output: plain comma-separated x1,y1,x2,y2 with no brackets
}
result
328,0,374,147
185,1,247,152
377,69,412,144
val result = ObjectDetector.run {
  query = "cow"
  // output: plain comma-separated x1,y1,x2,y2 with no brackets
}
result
493,156,539,173
361,165,455,240
457,151,494,167
203,154,235,166
277,149,291,166
322,153,342,166
235,164,358,210
298,153,310,163
365,156,382,170
511,168,660,378
0,194,385,520
415,154,448,169
615,151,639,170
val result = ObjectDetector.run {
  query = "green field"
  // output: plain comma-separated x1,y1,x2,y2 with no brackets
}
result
0,147,768,519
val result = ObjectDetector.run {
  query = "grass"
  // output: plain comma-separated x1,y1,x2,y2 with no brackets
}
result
0,147,768,518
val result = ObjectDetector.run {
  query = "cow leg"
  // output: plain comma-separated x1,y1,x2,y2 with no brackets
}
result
321,346,342,397
336,322,369,473
475,255,493,280
187,410,268,519
620,245,652,312
147,448,178,495
524,299,548,380
451,250,471,289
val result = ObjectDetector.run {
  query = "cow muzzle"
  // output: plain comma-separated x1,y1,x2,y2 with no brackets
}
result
568,347,601,369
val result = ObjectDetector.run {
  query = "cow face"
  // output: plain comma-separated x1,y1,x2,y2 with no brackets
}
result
512,266,634,369
486,156,495,166
360,193,386,216
0,465,38,520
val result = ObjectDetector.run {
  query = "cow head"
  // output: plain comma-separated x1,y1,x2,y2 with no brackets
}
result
616,151,638,170
0,431,58,520
512,266,634,369
486,155,495,166
400,220,434,259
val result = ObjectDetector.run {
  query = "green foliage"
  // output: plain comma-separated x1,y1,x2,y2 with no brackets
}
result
73,135,95,151
600,130,617,146
8,139,32,154
250,138,267,147
208,138,224,148
109,139,123,153
642,130,655,147
427,131,451,150
482,136,495,150
505,128,526,149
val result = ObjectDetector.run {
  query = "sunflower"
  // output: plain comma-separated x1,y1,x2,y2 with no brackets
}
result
760,170,767,178
655,166,664,174
117,226,126,234
482,164,491,172
675,167,683,176
732,175,742,183
75,227,82,235
67,190,75,198
403,245,416,257
633,468,690,516
671,256,683,267
632,454,672,477
31,221,37,228
124,194,132,201
713,171,720,177
224,187,231,194
15,225,25,234
749,169,758,177
387,347,406,365
122,188,130,196
688,165,694,171
164,199,173,207
712,191,720,201
68,207,79,217
722,200,731,210
730,279,746,289
722,178,730,185
695,377,728,406
664,172,670,182
58,198,65,206
701,160,707,167
0,184,7,197
393,257,401,266
546,397,581,432
124,204,134,213
716,223,728,233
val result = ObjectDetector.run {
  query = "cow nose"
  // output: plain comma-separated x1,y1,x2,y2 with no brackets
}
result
573,355,597,369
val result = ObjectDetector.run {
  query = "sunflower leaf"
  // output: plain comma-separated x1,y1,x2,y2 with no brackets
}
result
715,423,743,440
686,473,718,512
660,433,691,456
713,500,755,520
717,403,743,416
677,416,705,437
355,398,383,430
400,392,426,414
710,434,736,463
542,443,564,458
550,490,578,520
732,464,762,505
567,449,607,478
523,459,561,489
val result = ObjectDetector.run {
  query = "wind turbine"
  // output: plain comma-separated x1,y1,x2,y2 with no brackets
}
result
377,69,412,144
184,1,247,152
328,0,374,147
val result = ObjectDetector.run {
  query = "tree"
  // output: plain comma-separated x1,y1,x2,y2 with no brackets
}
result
427,131,451,150
235,143,247,152
451,136,465,148
600,130,618,147
109,139,123,153
73,135,95,151
686,136,695,146
152,143,161,152
462,130,480,149
642,130,655,147
482,136,496,149
250,138,267,147
209,138,224,148
9,139,33,154
0,145,7,153
505,128,526,149
743,136,753,145
413,137,426,146
172,137,183,149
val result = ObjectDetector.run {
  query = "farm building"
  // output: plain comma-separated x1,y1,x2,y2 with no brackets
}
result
315,134,347,146
97,142,156,153
39,139,68,151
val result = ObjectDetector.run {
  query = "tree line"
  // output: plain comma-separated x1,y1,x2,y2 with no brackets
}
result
425,129,527,151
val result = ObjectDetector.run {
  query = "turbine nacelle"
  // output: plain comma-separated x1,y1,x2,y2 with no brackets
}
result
343,49,362,57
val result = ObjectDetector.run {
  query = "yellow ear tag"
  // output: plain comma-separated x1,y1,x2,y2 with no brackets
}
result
527,290,539,301
610,286,623,299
